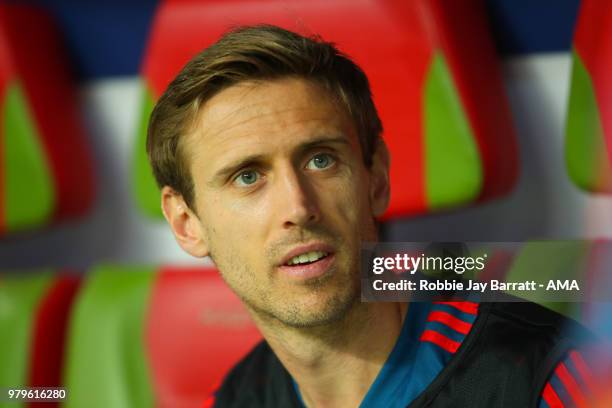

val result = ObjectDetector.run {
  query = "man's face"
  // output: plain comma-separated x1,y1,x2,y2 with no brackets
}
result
177,78,389,328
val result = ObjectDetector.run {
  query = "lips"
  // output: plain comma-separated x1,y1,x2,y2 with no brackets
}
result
278,253,335,280
278,243,335,267
277,243,336,280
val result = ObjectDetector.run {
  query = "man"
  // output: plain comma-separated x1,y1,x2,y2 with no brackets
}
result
147,25,594,407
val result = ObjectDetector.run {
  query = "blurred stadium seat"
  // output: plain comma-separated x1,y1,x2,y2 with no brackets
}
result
566,0,612,193
501,240,591,319
0,272,79,408
63,265,261,408
134,0,518,219
0,5,94,235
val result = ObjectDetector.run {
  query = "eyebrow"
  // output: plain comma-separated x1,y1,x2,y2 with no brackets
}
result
209,135,350,185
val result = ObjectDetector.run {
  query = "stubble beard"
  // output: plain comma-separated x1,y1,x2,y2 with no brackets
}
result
254,267,361,329
211,247,362,330
207,215,378,330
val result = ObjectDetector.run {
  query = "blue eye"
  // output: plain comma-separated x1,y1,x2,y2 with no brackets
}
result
307,154,335,170
235,170,259,186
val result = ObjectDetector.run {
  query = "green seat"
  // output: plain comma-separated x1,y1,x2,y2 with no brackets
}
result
63,266,156,408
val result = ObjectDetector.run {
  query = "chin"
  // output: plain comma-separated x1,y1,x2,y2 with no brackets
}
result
271,288,359,329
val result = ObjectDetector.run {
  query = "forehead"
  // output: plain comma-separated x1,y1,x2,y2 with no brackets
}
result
193,78,352,143
184,77,359,175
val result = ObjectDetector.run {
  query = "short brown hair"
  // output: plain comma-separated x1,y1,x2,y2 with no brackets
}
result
147,24,383,210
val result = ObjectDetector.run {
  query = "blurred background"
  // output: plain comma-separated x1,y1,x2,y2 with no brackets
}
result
0,0,611,407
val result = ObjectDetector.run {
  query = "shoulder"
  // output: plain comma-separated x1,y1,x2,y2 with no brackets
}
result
207,340,301,408
484,303,609,407
413,300,597,407
538,347,599,408
475,301,596,377
478,301,597,406
478,299,593,343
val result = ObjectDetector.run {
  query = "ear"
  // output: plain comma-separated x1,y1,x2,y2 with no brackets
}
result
161,186,210,258
369,139,391,218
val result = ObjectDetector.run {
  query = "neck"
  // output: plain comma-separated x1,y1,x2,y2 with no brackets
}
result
250,301,408,408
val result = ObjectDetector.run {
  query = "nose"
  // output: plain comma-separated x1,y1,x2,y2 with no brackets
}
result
276,166,320,229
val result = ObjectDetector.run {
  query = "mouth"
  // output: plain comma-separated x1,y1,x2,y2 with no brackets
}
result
285,250,329,266
278,244,336,280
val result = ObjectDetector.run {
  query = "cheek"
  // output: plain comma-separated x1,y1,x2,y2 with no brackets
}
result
340,173,378,243
324,177,369,231
200,193,270,260
319,183,362,243
204,216,255,285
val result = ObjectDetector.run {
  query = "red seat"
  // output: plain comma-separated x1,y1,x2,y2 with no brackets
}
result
565,0,612,193
146,267,262,407
0,5,95,235
63,265,261,408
